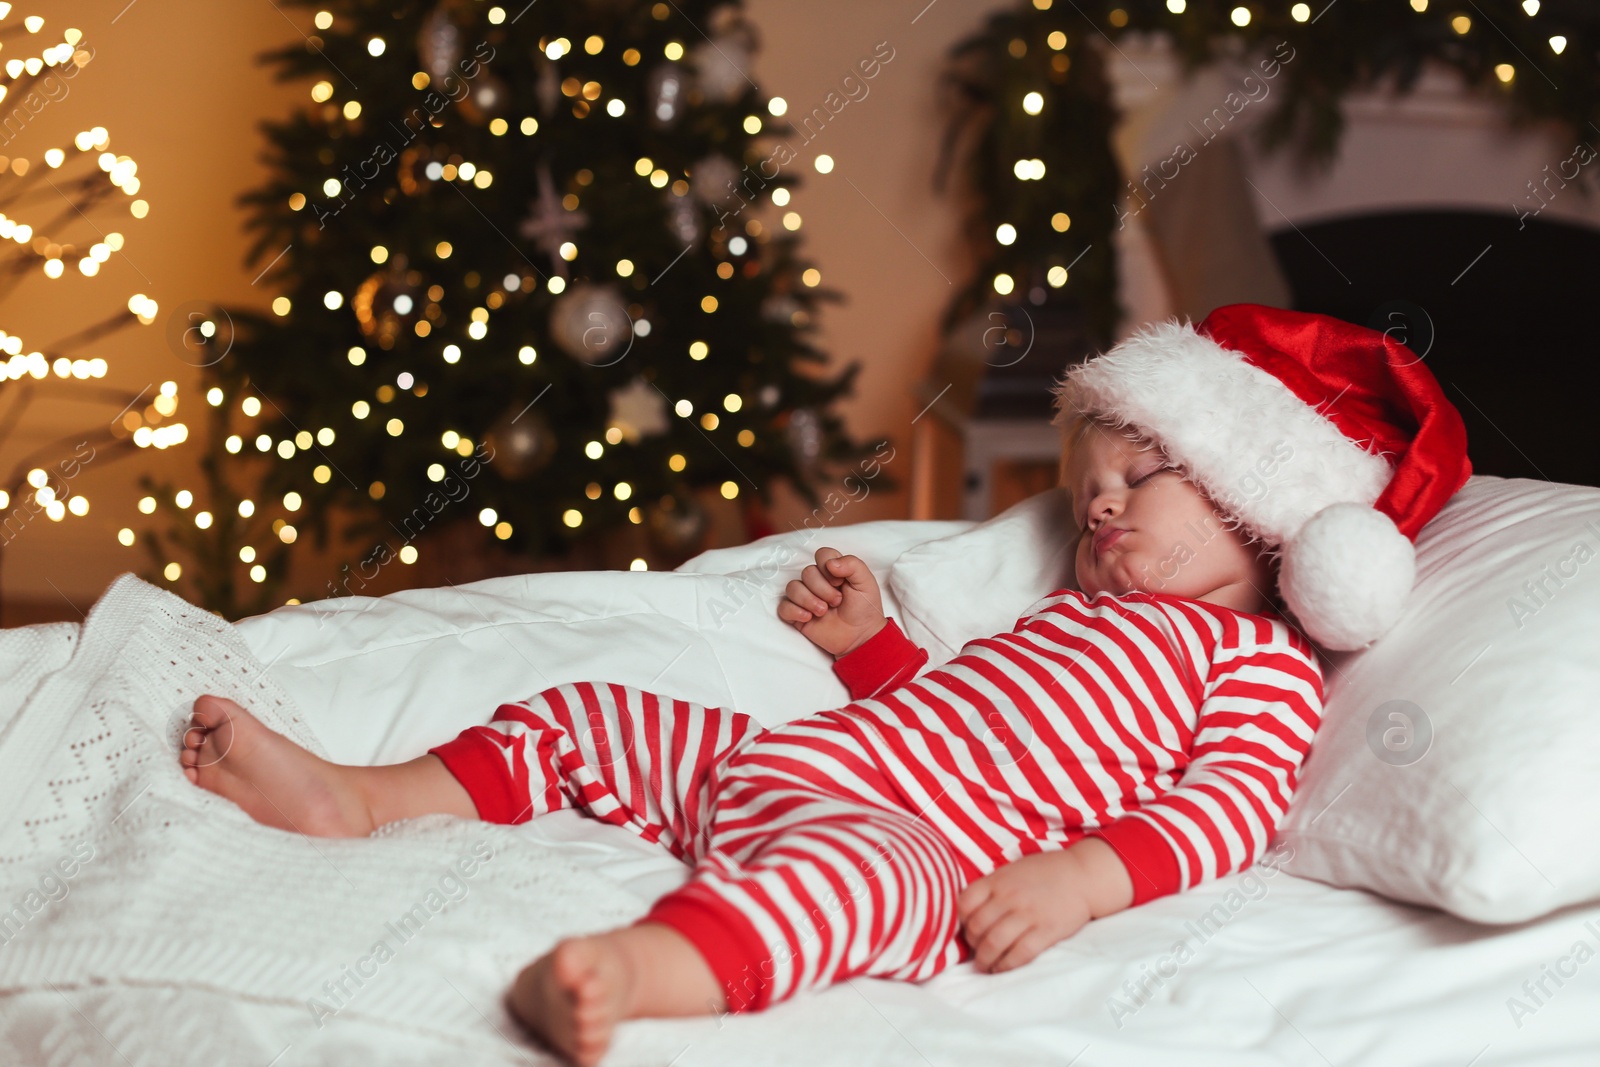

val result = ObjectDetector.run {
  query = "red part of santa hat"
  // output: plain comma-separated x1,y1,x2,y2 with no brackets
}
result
1054,303,1472,651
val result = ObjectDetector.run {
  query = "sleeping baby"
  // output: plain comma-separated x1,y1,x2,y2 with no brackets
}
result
178,303,1470,1067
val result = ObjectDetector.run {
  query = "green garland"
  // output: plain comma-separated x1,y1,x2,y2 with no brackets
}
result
942,0,1600,350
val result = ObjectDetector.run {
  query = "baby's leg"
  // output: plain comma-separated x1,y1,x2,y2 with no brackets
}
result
640,722,974,1014
435,682,758,1063
505,921,726,1067
180,695,475,836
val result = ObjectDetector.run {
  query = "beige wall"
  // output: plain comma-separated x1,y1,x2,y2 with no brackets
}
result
2,0,1012,617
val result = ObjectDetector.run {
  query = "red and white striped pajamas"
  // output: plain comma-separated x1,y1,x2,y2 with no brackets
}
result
429,588,1324,1013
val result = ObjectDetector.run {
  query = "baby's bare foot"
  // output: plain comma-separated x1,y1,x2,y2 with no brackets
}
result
180,694,374,837
507,934,636,1067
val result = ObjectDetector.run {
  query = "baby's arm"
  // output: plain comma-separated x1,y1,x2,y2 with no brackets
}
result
960,642,1323,974
778,547,929,699
1084,644,1325,906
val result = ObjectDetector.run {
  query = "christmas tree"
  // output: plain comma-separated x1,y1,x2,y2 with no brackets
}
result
163,0,881,615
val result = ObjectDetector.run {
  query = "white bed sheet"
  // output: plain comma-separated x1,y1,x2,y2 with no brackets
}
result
7,803,1591,1066
7,517,1593,1064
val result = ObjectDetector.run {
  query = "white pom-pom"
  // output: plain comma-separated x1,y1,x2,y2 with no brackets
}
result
1279,503,1415,651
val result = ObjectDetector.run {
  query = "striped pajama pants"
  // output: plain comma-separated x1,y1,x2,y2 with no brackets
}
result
428,681,985,1013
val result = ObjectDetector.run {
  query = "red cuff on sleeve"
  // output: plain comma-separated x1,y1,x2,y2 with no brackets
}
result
831,617,928,701
1086,815,1184,907
642,890,776,1013
428,728,529,825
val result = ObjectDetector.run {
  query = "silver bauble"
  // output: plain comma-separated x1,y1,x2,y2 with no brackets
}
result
549,283,633,366
483,404,557,481
690,154,741,209
645,493,709,554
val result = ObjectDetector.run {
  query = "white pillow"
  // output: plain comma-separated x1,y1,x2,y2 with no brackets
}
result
886,488,1079,664
1277,475,1600,923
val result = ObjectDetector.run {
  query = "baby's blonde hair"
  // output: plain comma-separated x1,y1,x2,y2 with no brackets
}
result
1055,408,1150,490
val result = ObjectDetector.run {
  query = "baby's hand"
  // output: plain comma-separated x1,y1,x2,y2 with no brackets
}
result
778,547,886,658
958,839,1134,973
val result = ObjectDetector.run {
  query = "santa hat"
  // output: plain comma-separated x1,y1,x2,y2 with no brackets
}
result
1052,303,1472,652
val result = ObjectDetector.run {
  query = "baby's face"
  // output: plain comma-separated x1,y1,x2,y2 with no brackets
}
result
1061,420,1270,603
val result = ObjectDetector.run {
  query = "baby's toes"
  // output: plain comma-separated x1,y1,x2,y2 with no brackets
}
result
180,745,199,770
191,694,236,731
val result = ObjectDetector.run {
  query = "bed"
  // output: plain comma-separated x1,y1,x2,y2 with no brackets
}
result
1,476,1596,1066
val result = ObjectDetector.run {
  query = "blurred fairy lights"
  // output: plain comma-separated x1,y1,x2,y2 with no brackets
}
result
0,9,175,551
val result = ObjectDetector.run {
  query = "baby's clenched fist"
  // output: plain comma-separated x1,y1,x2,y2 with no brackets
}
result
778,547,887,658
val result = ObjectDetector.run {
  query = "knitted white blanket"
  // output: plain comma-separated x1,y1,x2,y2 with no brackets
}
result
0,573,652,1060
0,573,1065,1067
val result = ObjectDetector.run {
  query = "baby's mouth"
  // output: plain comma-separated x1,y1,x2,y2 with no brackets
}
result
1093,527,1128,558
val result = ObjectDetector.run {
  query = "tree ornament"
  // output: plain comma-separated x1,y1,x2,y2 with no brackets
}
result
396,145,435,196
459,71,509,125
350,268,424,348
666,192,703,245
606,376,670,442
690,154,741,209
537,59,561,116
644,493,709,555
761,294,801,324
690,6,756,104
549,282,633,365
482,402,558,481
417,4,464,87
647,64,686,127
785,406,823,476
519,162,588,275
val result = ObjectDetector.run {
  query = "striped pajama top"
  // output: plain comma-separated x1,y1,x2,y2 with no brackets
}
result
822,587,1326,905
